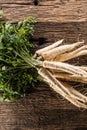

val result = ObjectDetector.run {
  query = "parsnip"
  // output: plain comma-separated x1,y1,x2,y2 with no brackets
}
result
75,50,87,57
38,68,71,95
43,61,87,75
49,83,87,109
78,66,87,72
36,39,64,55
42,40,84,60
60,81,87,103
54,45,87,62
53,72,87,84
38,68,87,109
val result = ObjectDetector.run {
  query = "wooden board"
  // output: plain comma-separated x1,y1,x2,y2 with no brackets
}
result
0,0,87,23
0,86,87,130
0,0,87,130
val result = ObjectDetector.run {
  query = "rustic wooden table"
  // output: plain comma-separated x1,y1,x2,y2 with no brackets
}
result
0,0,87,130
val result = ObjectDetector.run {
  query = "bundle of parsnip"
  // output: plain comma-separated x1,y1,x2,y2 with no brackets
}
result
35,39,87,109
0,15,87,108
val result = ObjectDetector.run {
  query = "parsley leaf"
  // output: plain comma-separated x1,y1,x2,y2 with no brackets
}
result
0,16,39,101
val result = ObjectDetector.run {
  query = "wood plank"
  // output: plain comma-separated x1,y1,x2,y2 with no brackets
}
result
0,0,33,4
34,22,87,43
0,0,87,22
0,85,87,130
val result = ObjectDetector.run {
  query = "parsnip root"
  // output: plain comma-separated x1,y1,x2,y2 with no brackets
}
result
38,68,87,109
54,45,87,62
36,39,87,109
43,61,87,75
53,72,87,84
60,81,87,103
41,40,84,60
36,39,64,55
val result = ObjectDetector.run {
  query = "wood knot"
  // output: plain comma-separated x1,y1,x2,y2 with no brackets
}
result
34,0,39,6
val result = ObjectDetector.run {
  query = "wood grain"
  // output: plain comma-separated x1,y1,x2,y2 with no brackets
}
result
0,0,87,130
0,0,87,23
0,85,87,130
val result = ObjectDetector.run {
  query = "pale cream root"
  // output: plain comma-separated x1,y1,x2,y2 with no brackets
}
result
78,66,87,72
38,68,71,95
36,39,87,109
41,40,84,60
60,81,87,103
75,50,87,57
36,39,64,55
38,68,87,109
43,61,87,75
53,72,87,84
49,83,87,109
54,45,87,62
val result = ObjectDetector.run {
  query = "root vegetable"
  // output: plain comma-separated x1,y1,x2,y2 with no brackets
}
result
54,45,87,61
61,82,87,103
38,68,70,95
78,66,87,72
41,40,84,60
36,39,64,55
38,68,87,109
53,72,87,84
43,61,87,75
